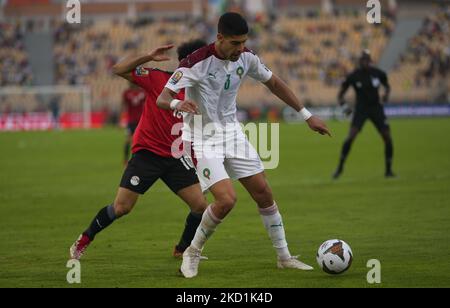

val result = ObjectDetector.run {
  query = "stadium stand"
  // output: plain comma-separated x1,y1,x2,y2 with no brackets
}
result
390,8,450,103
0,21,33,87
50,9,395,109
53,18,210,111
1,0,448,117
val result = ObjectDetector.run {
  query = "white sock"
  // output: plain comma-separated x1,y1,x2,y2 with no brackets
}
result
259,202,291,261
190,205,221,250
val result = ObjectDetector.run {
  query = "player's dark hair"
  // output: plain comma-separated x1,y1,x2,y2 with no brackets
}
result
177,39,208,61
218,12,249,37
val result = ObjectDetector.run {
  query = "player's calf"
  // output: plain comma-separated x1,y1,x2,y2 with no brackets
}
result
69,189,137,259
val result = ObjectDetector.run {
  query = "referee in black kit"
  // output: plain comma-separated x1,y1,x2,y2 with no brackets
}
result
333,50,395,179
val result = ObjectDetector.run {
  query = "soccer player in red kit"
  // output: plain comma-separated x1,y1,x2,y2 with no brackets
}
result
69,40,208,261
122,83,146,164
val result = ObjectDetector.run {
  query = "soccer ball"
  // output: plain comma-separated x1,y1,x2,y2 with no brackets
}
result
316,239,353,274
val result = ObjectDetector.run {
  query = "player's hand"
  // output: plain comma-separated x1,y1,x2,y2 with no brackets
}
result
176,100,200,115
306,116,331,137
148,44,175,62
382,94,389,104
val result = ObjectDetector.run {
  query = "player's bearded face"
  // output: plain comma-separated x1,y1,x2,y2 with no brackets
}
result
217,34,248,62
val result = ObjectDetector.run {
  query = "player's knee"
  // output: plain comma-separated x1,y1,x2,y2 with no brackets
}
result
113,200,134,217
190,197,208,214
253,183,273,205
345,135,355,145
349,133,358,141
348,128,359,140
216,193,237,212
381,131,392,144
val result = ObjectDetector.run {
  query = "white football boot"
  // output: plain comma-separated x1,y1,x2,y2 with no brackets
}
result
180,246,202,278
277,255,314,270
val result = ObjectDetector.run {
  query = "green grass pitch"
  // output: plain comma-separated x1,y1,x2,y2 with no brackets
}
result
0,118,449,288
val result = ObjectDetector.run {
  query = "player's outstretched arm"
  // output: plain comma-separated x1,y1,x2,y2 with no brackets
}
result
264,74,303,112
156,88,200,114
112,44,174,81
264,74,331,137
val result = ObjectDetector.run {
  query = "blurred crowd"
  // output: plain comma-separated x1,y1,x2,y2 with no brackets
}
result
398,10,450,87
49,9,397,109
0,22,33,86
52,17,213,87
1,4,449,110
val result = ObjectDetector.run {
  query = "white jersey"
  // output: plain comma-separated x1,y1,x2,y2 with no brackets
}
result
165,43,273,142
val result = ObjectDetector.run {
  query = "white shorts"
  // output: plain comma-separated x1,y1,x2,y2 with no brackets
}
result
192,130,265,192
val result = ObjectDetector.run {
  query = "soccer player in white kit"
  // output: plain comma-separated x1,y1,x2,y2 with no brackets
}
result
157,12,331,278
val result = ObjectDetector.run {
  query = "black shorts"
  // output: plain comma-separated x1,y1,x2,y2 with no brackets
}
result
127,122,138,135
352,105,390,132
120,150,199,194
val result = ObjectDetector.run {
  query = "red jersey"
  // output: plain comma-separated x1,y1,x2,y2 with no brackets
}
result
131,67,184,158
123,88,146,124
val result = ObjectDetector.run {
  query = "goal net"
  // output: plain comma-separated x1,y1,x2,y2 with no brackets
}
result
0,85,92,131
